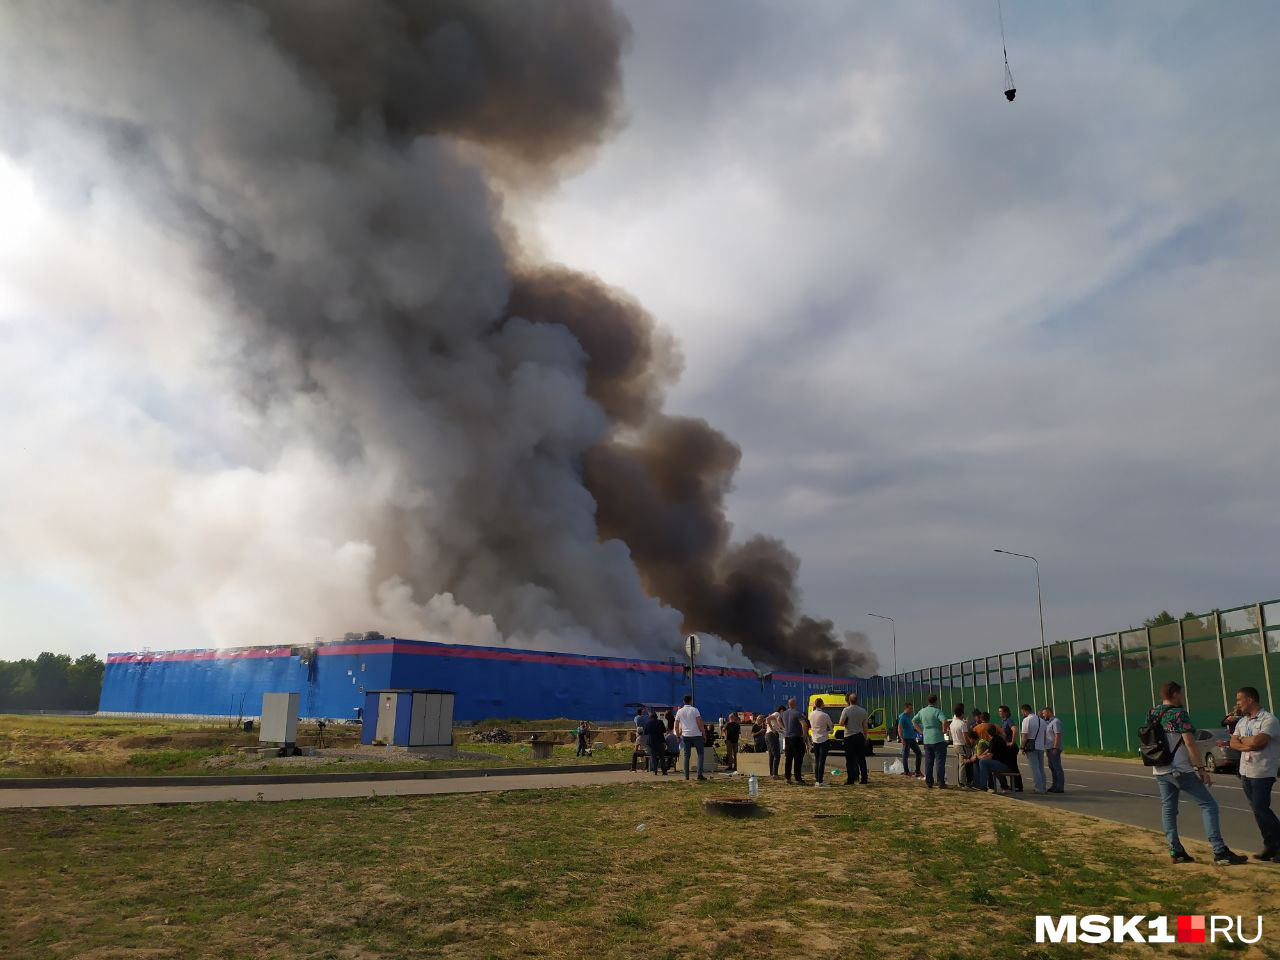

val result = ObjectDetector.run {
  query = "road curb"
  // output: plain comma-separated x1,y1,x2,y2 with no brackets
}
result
0,763,632,790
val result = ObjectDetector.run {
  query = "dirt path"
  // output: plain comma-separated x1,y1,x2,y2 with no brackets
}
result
0,768,651,808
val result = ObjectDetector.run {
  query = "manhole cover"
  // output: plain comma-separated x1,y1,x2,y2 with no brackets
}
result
702,797,764,818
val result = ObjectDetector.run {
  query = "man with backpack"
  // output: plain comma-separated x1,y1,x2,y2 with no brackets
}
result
1141,680,1247,865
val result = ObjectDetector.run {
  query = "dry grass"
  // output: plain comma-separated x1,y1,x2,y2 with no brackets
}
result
0,715,635,778
2,773,1277,960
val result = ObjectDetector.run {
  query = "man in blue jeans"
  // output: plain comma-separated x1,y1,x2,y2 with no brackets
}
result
674,694,707,782
1020,704,1048,794
1149,680,1247,865
1221,685,1280,860
898,702,922,778
916,695,948,788
1042,706,1066,793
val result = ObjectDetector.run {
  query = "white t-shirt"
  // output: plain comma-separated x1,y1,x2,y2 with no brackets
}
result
949,718,971,748
1021,714,1050,750
1236,709,1280,779
809,710,834,743
674,704,703,738
766,711,784,736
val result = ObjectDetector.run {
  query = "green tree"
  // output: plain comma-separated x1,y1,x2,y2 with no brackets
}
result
67,654,105,710
0,652,105,711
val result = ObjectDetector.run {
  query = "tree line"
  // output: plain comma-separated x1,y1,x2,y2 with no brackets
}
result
0,652,104,712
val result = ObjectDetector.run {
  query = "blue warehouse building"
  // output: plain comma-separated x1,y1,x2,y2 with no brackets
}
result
100,636,881,724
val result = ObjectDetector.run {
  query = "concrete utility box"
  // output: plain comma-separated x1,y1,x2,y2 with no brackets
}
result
361,689,454,747
259,692,300,745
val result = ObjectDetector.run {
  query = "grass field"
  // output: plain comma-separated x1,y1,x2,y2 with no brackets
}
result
2,774,1276,960
0,715,634,779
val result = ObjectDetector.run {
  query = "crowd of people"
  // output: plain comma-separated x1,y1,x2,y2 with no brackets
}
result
892,695,1064,794
622,679,1278,866
629,692,874,787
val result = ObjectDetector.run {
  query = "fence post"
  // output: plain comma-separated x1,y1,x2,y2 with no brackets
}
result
1091,636,1105,751
1145,627,1156,706
1013,654,1023,716
1065,642,1081,749
1117,631,1130,750
1177,618,1190,715
1214,609,1229,719
1043,643,1054,714
1258,602,1275,712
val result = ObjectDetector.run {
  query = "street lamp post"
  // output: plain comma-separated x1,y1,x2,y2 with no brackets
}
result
866,613,897,677
993,548,1051,711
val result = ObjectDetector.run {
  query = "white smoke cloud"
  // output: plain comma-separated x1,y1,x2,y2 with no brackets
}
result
0,2,699,662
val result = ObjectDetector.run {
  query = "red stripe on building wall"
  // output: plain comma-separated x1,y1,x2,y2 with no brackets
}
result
317,641,763,677
105,639,800,681
772,674,854,685
379,642,685,673
106,646,294,665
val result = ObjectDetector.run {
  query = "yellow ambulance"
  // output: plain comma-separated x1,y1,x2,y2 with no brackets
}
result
807,692,887,753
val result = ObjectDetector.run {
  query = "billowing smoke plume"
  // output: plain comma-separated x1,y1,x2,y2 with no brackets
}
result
0,1,875,673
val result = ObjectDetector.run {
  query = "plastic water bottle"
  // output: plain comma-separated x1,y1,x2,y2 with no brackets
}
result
747,774,759,798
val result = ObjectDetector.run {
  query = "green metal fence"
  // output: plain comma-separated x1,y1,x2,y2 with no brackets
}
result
867,598,1279,752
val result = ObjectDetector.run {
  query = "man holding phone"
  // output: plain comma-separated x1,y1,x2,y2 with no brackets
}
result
1218,686,1279,860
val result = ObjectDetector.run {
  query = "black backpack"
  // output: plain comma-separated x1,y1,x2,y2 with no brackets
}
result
1138,706,1183,767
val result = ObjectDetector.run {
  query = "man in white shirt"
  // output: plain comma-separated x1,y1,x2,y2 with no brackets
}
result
674,694,708,782
809,699,835,787
1222,685,1280,859
765,703,785,780
1020,704,1048,794
950,705,974,788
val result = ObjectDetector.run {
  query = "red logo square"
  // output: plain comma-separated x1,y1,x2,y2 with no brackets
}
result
1177,915,1206,943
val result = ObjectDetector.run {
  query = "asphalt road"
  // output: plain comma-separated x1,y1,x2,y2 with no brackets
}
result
998,754,1270,856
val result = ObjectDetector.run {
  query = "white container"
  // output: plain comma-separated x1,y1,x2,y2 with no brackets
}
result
747,774,759,798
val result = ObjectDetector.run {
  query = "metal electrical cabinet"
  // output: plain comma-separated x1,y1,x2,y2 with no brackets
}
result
361,689,455,747
259,692,300,745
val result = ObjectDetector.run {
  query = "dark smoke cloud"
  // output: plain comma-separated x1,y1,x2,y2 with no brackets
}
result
255,0,629,168
507,266,680,426
510,270,875,673
0,0,874,673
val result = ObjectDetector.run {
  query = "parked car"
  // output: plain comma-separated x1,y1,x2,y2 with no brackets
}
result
1196,727,1239,774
